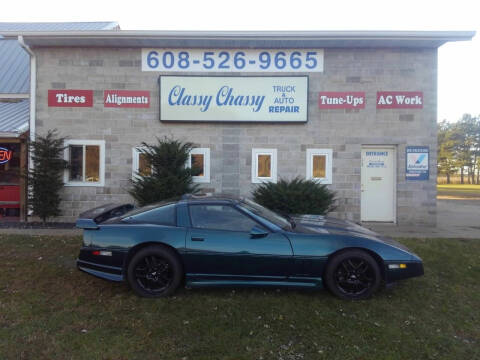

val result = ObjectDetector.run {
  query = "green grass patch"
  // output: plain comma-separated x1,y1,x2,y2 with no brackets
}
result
1,235,479,359
437,184,480,198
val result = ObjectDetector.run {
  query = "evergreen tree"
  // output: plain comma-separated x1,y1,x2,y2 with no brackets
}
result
28,130,68,222
129,137,200,206
252,177,336,215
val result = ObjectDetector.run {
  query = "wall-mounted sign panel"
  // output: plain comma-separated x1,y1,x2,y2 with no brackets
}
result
406,146,429,180
143,49,323,73
376,91,423,109
318,92,365,109
48,90,93,107
104,90,150,108
159,76,308,122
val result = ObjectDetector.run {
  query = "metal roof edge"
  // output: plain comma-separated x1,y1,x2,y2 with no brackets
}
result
0,29,475,40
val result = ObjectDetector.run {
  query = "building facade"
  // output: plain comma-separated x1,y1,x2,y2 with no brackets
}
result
3,30,474,224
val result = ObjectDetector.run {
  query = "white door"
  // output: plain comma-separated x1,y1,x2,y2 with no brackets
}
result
361,146,396,222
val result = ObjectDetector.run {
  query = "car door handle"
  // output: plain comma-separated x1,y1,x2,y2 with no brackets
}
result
191,237,204,242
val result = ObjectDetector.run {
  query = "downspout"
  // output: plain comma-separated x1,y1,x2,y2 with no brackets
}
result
18,36,36,219
17,36,36,146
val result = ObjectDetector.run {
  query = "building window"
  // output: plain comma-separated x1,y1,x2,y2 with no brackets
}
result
188,148,210,183
306,149,332,184
64,140,105,186
132,147,152,179
252,148,277,183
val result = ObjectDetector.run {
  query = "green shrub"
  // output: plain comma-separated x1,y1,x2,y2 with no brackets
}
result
28,130,68,222
129,137,200,206
252,177,336,215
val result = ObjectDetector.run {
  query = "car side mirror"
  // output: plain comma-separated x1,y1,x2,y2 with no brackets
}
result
250,226,268,239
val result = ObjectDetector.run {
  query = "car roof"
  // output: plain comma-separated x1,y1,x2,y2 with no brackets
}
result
179,193,244,205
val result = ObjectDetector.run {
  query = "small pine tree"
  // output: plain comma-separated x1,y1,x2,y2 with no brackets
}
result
252,177,336,215
129,137,200,206
28,130,68,222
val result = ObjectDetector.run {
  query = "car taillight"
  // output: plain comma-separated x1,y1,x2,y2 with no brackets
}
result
92,250,112,256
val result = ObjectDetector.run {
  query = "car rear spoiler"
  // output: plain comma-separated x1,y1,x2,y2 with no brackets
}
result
76,203,135,229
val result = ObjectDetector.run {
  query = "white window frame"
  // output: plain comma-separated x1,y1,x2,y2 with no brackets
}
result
64,139,105,187
306,148,333,184
132,146,151,180
252,148,277,184
188,148,210,183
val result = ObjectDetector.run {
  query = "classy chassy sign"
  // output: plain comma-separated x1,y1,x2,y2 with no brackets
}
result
318,92,365,109
406,146,429,180
48,90,93,107
104,90,150,108
159,76,308,122
376,91,423,109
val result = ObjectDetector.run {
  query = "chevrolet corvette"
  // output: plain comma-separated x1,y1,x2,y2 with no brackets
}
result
76,194,423,300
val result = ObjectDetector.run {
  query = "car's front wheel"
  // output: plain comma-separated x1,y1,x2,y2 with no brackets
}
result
127,245,183,298
325,249,381,300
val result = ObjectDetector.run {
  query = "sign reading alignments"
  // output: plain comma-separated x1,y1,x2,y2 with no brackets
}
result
159,76,308,122
104,90,150,108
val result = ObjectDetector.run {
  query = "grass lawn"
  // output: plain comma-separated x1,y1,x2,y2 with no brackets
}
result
437,184,480,198
0,235,479,360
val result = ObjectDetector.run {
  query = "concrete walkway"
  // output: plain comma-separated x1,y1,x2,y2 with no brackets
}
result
1,199,479,239
366,198,480,239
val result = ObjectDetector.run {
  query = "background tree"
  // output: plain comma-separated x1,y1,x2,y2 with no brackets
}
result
437,120,457,184
129,137,200,206
28,130,68,222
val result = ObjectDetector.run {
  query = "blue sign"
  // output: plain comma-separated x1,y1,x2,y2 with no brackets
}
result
406,146,429,180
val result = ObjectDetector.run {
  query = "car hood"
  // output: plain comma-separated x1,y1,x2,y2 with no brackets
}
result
291,215,412,252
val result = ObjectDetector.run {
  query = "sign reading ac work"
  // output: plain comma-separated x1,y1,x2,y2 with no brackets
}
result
159,76,308,122
406,146,429,180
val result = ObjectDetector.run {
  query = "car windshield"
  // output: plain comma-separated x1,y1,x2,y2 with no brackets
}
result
239,198,292,229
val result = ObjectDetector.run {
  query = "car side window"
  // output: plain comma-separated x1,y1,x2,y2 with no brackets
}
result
128,203,176,226
189,204,262,232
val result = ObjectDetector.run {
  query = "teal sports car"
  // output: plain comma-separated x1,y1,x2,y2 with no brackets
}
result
76,194,423,300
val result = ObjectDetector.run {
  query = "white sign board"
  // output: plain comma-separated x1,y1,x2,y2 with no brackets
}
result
159,76,308,122
143,49,323,73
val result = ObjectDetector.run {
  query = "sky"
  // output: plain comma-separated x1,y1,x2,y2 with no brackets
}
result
2,0,479,122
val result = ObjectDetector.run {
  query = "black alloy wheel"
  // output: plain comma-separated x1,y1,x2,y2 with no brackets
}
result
325,250,381,300
127,246,183,297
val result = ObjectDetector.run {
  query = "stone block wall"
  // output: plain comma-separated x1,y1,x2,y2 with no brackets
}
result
35,46,437,225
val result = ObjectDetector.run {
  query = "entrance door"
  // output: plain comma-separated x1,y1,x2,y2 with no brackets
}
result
361,146,396,222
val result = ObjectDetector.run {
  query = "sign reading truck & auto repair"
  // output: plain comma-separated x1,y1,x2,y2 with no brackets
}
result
318,92,365,109
104,90,150,108
406,146,429,180
159,76,308,122
48,90,93,107
376,91,423,109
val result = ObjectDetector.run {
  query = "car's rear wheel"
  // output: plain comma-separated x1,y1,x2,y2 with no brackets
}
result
127,245,183,298
325,249,381,300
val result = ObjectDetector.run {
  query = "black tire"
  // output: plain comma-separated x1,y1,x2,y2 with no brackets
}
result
127,245,183,298
325,249,381,300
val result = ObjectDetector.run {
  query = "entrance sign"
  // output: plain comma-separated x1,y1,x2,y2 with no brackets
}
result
104,90,150,108
318,92,365,109
48,90,93,107
159,76,308,122
143,49,324,73
376,91,423,109
406,146,429,180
